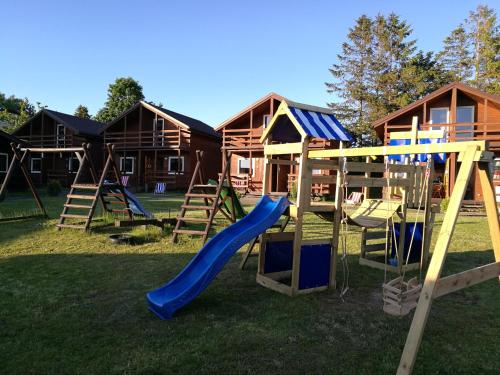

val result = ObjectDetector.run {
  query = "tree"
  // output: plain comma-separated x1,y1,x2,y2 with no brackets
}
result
437,26,474,82
95,77,145,123
466,5,499,94
0,93,35,133
74,105,91,119
326,15,374,146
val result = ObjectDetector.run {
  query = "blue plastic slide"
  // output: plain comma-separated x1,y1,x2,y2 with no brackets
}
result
122,188,153,218
147,195,290,319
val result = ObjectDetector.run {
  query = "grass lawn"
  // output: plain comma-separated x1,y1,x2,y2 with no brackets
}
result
0,190,499,374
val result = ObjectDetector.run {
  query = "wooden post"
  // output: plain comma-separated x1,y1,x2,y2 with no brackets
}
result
291,138,311,295
397,145,478,375
330,144,344,289
477,161,500,270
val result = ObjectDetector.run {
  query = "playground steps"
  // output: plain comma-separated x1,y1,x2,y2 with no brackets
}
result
173,150,236,244
58,144,132,231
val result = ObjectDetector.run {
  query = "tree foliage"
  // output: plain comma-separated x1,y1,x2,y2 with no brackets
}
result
95,77,145,123
326,13,450,146
74,105,91,119
439,5,499,95
0,93,36,133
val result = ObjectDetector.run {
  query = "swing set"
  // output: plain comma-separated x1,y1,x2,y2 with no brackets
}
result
258,107,499,374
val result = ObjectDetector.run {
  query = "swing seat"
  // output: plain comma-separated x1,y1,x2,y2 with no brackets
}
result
382,276,421,316
346,199,401,228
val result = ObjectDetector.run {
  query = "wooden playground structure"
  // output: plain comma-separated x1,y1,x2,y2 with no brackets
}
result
0,143,134,231
258,109,499,374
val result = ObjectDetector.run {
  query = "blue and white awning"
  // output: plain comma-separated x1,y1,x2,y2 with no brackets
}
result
289,106,353,142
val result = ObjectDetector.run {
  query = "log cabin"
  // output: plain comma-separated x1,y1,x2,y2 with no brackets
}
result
372,82,500,203
216,93,353,195
102,101,221,190
13,109,105,186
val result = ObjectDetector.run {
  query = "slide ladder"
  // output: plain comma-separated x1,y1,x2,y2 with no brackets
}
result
58,144,132,231
173,150,237,243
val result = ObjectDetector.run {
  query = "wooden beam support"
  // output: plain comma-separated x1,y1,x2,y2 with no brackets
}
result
434,262,500,298
264,142,304,155
397,146,478,375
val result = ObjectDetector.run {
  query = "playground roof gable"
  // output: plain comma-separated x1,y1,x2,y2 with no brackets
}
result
260,100,353,143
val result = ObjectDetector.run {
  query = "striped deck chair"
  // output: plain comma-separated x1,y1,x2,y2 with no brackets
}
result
345,191,363,205
121,175,130,187
154,182,167,195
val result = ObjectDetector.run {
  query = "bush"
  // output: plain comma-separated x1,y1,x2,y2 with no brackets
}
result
440,197,450,212
46,180,62,196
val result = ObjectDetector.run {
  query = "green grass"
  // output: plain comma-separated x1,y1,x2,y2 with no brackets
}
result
0,191,498,374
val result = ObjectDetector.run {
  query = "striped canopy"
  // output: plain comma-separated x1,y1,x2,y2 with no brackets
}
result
289,106,353,142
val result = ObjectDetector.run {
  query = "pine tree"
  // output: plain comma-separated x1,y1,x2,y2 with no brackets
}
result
95,77,145,123
325,15,374,146
74,105,91,119
437,26,473,82
466,5,499,94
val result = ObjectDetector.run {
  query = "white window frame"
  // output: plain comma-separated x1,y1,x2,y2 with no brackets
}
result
237,157,255,177
263,114,272,128
455,105,475,141
119,156,135,175
31,157,42,174
0,153,8,173
68,156,79,173
56,124,66,148
167,156,185,174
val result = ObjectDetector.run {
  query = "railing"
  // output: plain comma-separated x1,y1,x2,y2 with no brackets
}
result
104,129,190,150
144,170,190,189
385,122,500,151
17,134,74,148
222,128,263,150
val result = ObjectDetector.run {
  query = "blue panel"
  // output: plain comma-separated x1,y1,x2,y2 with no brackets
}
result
298,243,331,290
388,139,411,162
390,222,423,266
263,241,331,290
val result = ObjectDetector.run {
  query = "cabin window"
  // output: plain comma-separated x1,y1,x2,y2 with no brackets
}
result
263,114,272,128
31,157,42,173
455,106,475,141
120,156,135,175
167,156,184,174
68,156,80,173
155,118,165,146
429,107,449,127
56,124,66,148
237,157,255,176
0,153,8,173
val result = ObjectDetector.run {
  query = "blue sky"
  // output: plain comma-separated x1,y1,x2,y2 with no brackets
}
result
1,0,497,126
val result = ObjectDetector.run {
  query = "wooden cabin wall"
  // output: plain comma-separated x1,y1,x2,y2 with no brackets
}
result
189,132,222,182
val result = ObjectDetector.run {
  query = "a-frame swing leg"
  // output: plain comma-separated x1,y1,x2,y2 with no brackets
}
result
397,146,478,375
12,145,47,217
477,161,500,268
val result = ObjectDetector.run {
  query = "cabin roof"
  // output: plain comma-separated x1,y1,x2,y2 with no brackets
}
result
105,101,220,138
261,100,354,143
215,92,285,131
14,109,106,137
372,82,500,128
0,129,26,145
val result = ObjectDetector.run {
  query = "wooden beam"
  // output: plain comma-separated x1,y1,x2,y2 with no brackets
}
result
264,142,304,155
434,262,500,298
308,140,486,159
390,130,444,140
20,147,85,153
477,162,500,269
397,145,478,375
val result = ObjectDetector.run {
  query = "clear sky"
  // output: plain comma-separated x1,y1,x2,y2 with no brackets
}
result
1,0,498,126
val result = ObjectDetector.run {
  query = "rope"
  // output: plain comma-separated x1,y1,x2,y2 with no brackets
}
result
340,157,350,300
383,156,394,285
401,155,432,282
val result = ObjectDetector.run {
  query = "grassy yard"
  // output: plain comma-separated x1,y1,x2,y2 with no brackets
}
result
0,190,498,374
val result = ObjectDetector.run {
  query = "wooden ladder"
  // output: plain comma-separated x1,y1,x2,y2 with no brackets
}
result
173,150,236,244
57,144,132,231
